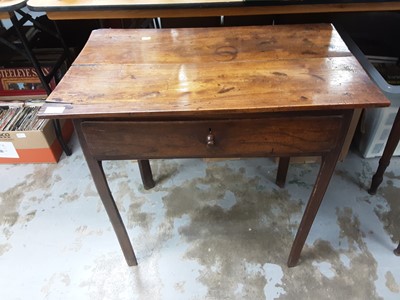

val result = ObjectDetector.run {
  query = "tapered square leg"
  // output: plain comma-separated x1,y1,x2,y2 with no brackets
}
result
276,157,290,188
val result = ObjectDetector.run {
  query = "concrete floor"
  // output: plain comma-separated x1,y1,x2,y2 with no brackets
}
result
0,133,399,300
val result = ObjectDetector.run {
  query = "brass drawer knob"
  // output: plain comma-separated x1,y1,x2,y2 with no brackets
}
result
207,130,215,146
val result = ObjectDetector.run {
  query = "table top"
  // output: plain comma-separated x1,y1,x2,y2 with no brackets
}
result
26,0,400,10
28,0,242,9
27,0,400,19
39,24,389,119
0,0,26,12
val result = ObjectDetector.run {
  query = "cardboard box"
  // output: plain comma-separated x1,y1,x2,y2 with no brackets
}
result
0,65,72,164
0,118,73,164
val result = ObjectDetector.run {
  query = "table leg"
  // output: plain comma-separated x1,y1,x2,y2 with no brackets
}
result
89,158,138,266
287,151,339,267
276,157,290,188
53,119,72,156
368,108,400,195
395,242,400,256
138,160,155,190
367,108,400,258
74,120,137,266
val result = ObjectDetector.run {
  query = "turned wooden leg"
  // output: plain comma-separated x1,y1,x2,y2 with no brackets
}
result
287,152,339,267
276,157,290,188
394,242,400,256
366,109,400,258
369,108,400,195
138,160,155,190
74,120,138,266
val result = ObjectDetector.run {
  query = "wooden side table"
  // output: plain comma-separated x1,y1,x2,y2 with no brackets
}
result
39,24,390,267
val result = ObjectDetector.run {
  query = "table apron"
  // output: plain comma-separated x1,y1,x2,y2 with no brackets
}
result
77,114,347,160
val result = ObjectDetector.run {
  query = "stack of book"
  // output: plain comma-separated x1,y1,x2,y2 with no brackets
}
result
0,103,47,132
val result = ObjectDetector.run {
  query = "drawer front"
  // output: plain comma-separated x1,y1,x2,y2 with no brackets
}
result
80,116,344,159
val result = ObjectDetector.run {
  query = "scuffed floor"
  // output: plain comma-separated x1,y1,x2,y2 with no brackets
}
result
0,134,399,300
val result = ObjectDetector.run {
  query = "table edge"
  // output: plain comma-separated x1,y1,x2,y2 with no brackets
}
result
26,0,400,13
0,0,26,12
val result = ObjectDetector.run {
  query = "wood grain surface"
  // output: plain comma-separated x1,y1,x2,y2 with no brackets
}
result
40,24,390,119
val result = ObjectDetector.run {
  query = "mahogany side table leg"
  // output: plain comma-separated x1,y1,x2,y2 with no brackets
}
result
368,108,400,195
395,243,400,256
138,160,155,190
287,151,339,267
74,120,138,266
276,157,290,188
89,159,138,266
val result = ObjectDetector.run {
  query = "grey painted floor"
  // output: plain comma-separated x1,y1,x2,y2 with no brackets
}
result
0,133,399,300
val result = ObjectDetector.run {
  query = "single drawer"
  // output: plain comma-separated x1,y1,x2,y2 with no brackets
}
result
80,115,344,159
